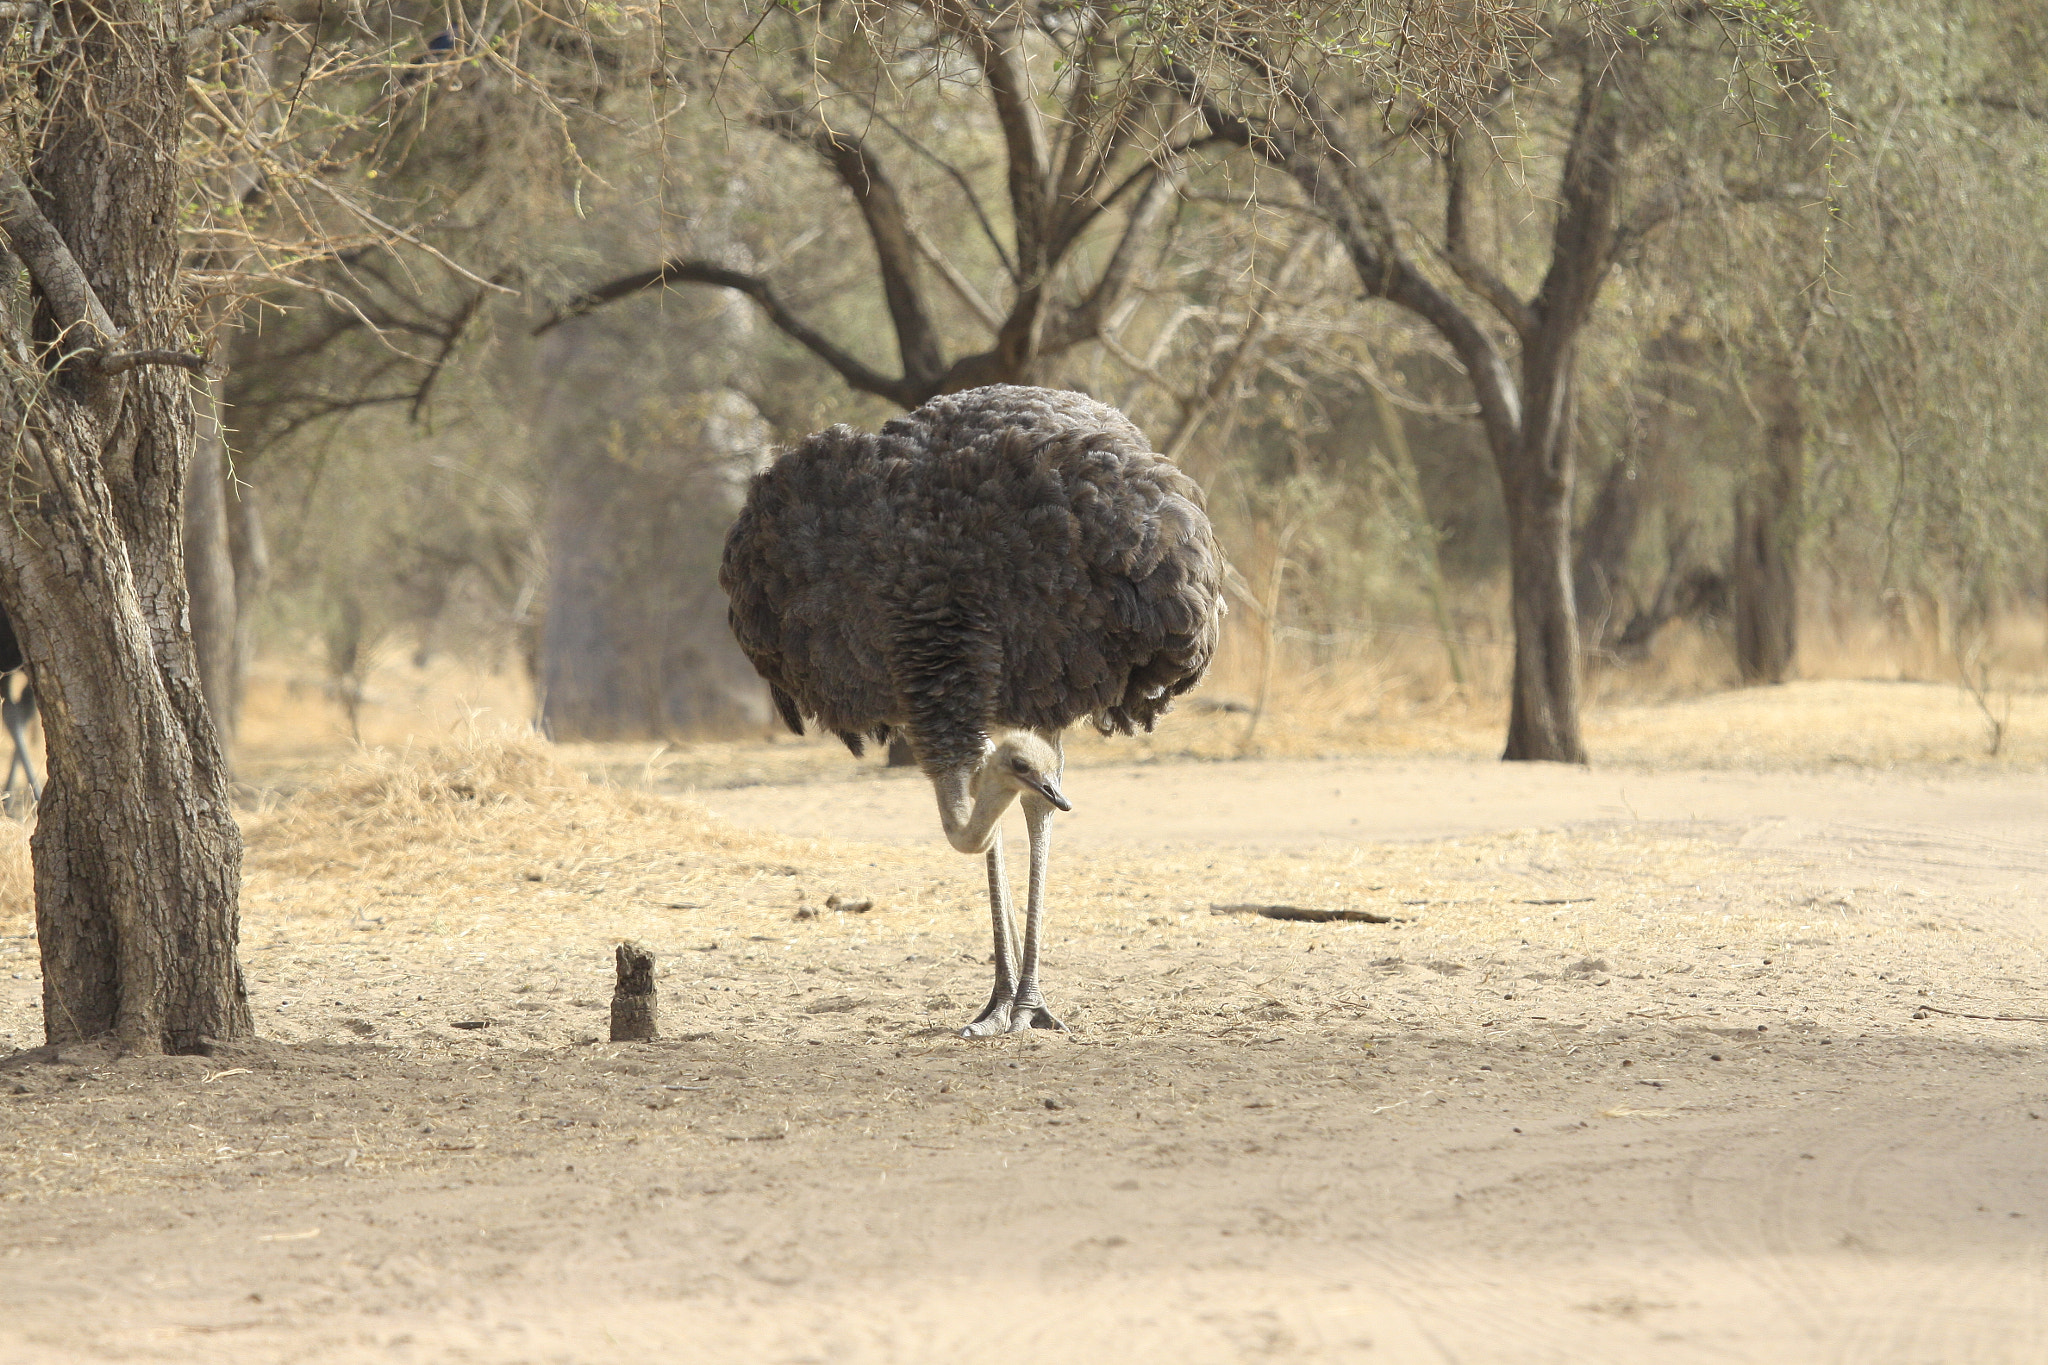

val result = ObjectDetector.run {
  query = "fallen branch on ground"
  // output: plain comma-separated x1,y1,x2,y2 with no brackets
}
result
1913,1004,2048,1023
1211,903,1402,924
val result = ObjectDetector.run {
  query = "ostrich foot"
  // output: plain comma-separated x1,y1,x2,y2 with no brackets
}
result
1006,1000,1066,1033
959,995,1066,1037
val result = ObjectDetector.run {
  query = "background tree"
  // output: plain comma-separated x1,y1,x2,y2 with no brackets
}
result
1182,3,1828,759
540,0,1212,406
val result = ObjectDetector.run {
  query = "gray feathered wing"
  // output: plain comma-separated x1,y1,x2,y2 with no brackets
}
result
720,386,1223,770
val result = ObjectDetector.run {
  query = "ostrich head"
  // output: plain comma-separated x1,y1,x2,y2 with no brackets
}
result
973,730,1071,812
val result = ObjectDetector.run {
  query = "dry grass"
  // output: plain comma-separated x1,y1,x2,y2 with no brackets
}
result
0,818,30,933
206,732,2048,1057
6,726,2033,1064
2,617,2043,1048
221,602,2048,790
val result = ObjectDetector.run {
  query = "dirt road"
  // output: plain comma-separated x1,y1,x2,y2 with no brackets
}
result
4,750,2047,1363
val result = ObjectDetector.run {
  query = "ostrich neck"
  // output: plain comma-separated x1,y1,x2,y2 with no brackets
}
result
933,765,1015,854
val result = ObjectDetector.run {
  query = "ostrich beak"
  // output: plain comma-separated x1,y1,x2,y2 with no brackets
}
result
1024,772,1072,812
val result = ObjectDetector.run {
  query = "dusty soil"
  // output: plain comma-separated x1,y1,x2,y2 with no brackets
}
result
3,682,2048,1363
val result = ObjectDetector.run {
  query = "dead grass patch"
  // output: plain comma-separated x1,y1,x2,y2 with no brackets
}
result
0,816,31,933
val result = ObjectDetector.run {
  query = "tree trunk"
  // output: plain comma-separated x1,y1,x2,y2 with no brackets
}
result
1733,369,1803,684
0,0,250,1053
186,378,241,746
1499,446,1588,763
225,472,271,722
538,368,771,741
1572,451,1645,651
24,525,249,1051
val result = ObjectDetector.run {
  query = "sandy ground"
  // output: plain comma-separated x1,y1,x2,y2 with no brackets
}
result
3,685,2048,1363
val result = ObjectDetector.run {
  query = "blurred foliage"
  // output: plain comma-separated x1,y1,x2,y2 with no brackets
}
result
210,0,2048,720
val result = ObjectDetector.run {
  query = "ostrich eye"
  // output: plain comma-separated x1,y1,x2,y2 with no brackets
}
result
1010,758,1029,773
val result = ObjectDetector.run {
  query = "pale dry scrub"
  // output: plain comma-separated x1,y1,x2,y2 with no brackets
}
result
2,683,2046,1363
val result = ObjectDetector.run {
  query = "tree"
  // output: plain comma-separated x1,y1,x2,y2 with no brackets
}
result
1732,361,1803,683
535,327,774,740
0,0,251,1051
1183,4,1825,760
539,0,1204,408
1798,0,2048,685
0,0,657,1051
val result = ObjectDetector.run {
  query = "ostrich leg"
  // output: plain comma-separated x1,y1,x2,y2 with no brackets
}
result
960,835,1021,1036
1006,795,1067,1031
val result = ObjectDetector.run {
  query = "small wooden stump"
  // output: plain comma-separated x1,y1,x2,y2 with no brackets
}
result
609,940,659,1042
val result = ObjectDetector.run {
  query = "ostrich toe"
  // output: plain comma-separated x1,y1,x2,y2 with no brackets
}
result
959,995,1066,1037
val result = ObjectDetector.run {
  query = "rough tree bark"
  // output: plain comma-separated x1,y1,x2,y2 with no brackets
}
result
1733,366,1803,683
0,0,250,1052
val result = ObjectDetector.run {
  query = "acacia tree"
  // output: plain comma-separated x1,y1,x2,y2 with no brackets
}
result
1184,4,1824,760
0,0,652,1052
0,0,252,1051
541,0,1210,407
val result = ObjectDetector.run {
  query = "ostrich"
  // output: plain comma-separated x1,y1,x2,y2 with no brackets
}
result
721,386,1223,1035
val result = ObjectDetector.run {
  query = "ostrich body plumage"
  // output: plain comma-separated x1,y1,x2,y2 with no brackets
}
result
720,385,1223,1034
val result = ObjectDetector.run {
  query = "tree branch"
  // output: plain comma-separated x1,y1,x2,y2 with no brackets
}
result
1053,131,1227,259
0,168,121,349
1182,68,1523,454
818,76,1017,278
1439,125,1534,342
533,259,921,408
1611,178,1823,264
409,282,495,423
937,4,1051,276
94,349,214,377
1042,159,1182,354
1161,224,1322,460
1529,56,1631,340
181,0,285,56
904,218,1003,331
763,109,945,389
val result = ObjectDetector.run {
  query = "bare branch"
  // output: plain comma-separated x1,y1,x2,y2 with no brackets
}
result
0,168,121,348
534,259,921,408
1053,131,1228,259
181,0,285,56
764,110,944,388
1612,179,1824,263
819,74,1017,279
409,284,495,424
1439,125,1534,342
1043,160,1183,354
1184,68,1523,453
1161,225,1323,460
94,349,214,377
905,219,1003,331
936,4,1051,273
306,181,519,297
